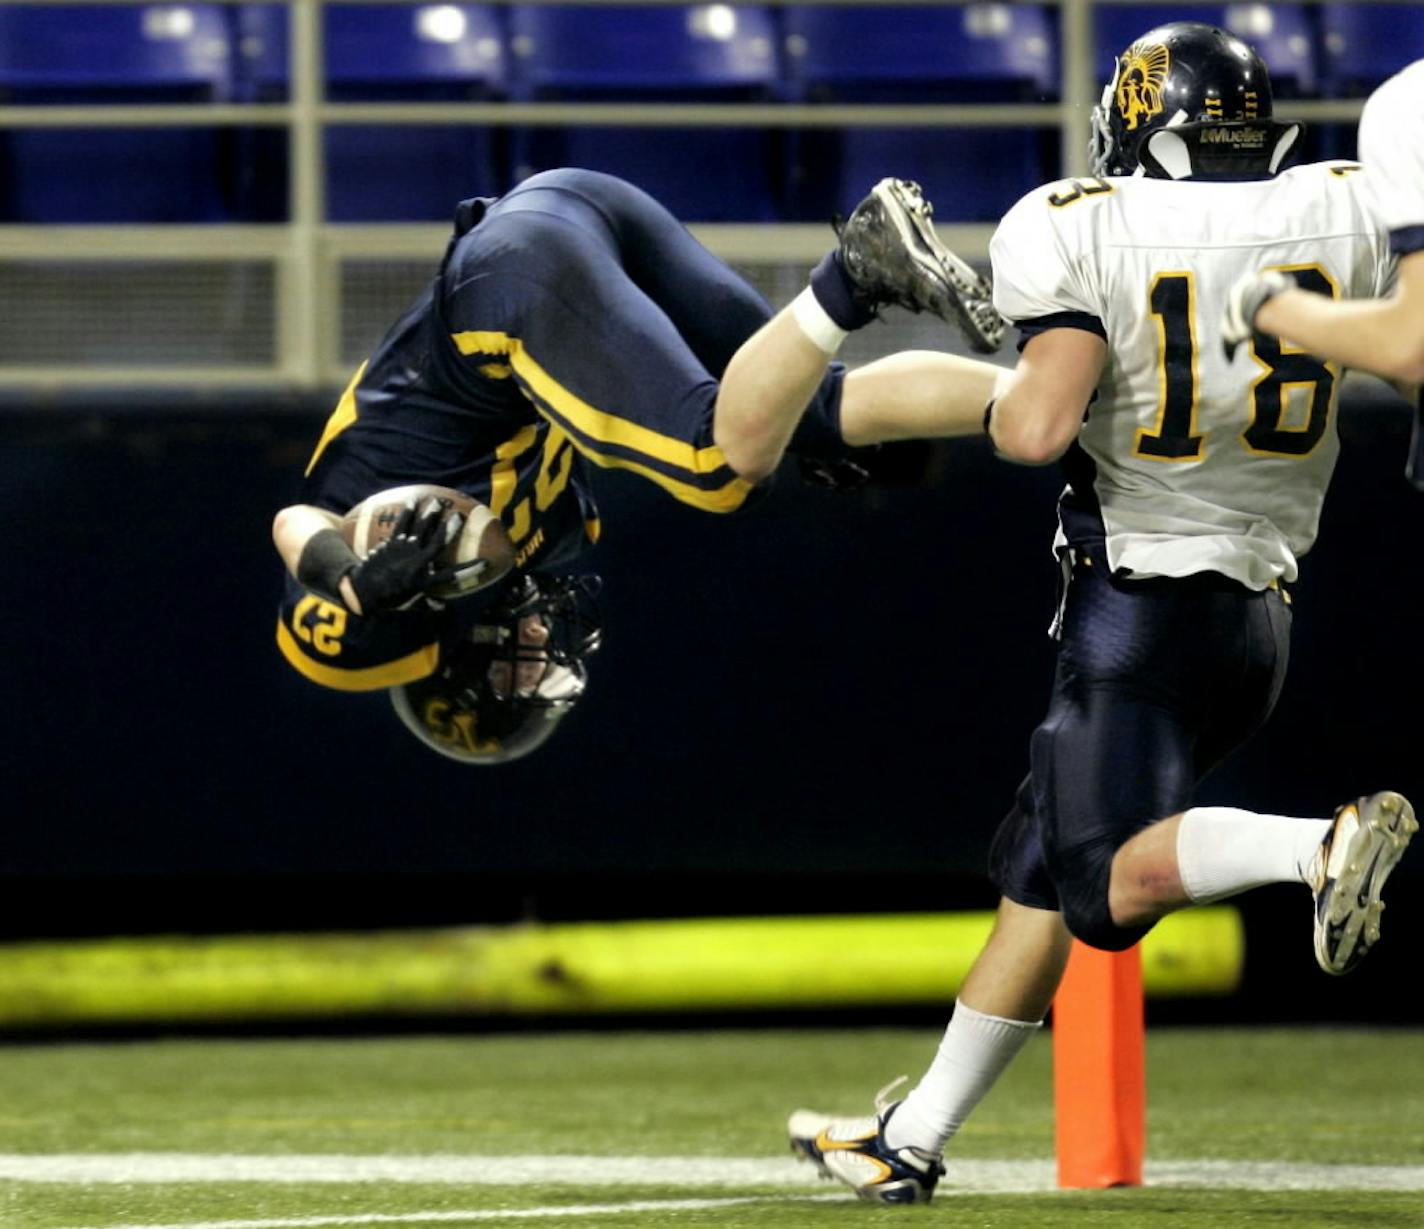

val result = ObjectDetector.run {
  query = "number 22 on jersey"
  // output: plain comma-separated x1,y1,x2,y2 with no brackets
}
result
1135,265,1339,461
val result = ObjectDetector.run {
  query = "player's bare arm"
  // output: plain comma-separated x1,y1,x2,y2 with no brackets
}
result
272,504,339,575
273,504,369,613
274,498,468,618
987,327,1106,465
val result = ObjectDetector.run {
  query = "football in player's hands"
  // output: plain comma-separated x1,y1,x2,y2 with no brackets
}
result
341,483,515,603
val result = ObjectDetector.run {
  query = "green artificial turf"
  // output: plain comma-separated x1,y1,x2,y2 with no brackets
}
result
1,1027,1420,1228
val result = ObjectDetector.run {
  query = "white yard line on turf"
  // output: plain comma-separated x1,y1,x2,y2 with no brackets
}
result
4,1154,1424,1193
45,1196,848,1229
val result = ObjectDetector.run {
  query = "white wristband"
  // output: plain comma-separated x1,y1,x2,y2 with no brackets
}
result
791,286,850,355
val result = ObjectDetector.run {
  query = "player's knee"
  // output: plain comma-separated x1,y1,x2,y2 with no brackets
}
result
1054,842,1148,952
1062,902,1145,952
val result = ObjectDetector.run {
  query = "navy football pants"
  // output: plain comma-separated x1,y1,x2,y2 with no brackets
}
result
989,553,1293,950
444,168,849,476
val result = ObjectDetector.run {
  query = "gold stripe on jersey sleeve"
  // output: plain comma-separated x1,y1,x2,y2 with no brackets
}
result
576,448,750,511
305,361,367,477
449,330,754,511
275,618,439,692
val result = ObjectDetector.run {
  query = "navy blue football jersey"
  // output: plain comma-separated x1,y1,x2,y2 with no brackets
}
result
278,169,847,690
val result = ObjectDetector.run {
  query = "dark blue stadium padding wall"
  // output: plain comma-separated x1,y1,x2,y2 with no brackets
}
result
2,387,1421,1023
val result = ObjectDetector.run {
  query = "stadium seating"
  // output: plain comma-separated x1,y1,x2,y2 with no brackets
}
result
1092,6,1318,97
232,4,510,221
1319,5,1424,96
0,3,234,222
780,4,1060,222
1,2,1391,227
504,4,785,221
783,3,1059,104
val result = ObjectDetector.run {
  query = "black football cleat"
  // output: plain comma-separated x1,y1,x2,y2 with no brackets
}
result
835,177,1005,353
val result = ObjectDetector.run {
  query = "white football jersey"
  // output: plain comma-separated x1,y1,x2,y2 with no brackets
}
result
990,163,1394,588
1359,59,1424,245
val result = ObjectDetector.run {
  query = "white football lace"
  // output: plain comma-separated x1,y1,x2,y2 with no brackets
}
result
873,1074,910,1114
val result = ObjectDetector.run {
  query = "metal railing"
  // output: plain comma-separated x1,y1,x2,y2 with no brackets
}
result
0,0,1382,393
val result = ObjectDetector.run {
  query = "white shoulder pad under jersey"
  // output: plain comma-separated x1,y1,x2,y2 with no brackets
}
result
990,165,1393,588
1359,59,1424,253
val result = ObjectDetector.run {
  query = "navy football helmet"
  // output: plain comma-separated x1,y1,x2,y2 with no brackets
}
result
1089,21,1302,180
390,573,602,764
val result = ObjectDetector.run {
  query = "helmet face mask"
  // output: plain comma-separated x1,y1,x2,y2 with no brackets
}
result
1089,21,1302,181
390,574,603,764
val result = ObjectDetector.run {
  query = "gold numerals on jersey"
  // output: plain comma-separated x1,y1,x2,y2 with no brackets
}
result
1047,177,1114,208
487,422,577,548
1135,266,1338,463
291,594,348,657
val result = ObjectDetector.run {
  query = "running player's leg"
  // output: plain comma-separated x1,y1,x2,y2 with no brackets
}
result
787,784,1070,1199
882,891,1071,1164
1104,578,1310,928
1107,580,1416,973
1027,562,1228,951
825,579,1206,1185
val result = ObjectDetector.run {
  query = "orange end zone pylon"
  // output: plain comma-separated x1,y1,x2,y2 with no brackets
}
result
1052,940,1145,1188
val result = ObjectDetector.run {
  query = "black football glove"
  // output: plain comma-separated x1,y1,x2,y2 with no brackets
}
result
348,497,464,615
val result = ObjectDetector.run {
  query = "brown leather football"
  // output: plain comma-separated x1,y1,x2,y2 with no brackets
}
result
341,484,515,599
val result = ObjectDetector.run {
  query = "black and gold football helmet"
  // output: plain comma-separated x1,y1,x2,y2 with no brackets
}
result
390,573,602,764
1089,21,1302,181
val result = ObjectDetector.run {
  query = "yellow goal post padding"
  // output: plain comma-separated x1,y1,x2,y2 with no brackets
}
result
0,907,1242,1029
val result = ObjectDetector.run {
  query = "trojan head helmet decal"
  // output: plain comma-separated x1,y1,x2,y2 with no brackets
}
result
1115,40,1171,132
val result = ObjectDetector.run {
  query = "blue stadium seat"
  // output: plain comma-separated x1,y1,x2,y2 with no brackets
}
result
783,3,1059,103
0,4,234,221
233,4,510,221
1319,5,1424,96
508,3,779,97
0,3,232,101
779,4,1059,222
505,4,784,221
1093,6,1318,98
233,4,509,102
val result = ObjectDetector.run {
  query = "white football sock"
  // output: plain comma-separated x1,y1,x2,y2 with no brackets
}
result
1176,806,1331,903
790,285,850,355
883,1000,1041,1156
